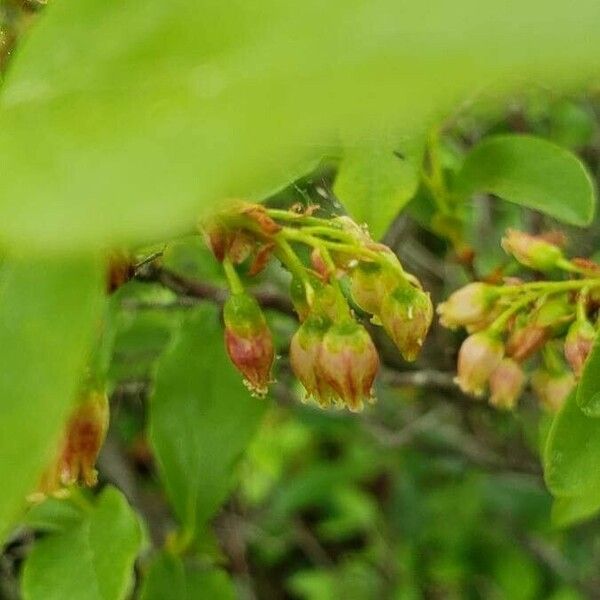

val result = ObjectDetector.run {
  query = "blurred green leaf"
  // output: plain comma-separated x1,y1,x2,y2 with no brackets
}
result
140,552,235,600
2,2,600,250
334,139,424,239
544,391,600,511
576,335,600,416
547,100,596,149
0,254,103,539
149,304,266,539
551,494,600,528
22,487,142,600
456,134,596,225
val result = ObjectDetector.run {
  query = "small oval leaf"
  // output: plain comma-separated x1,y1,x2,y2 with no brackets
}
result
457,134,596,226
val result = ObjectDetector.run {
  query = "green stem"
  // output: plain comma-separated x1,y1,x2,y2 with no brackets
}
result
300,226,357,243
576,287,590,322
222,258,244,295
556,257,588,276
282,227,381,263
267,209,341,229
489,293,537,334
273,234,315,303
497,278,600,297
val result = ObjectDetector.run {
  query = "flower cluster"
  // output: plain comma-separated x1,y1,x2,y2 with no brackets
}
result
203,201,433,411
30,390,109,501
438,229,599,411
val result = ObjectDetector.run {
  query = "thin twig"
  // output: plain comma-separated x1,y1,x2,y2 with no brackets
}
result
136,263,295,315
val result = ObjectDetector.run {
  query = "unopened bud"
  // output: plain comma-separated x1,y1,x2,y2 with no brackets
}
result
32,390,110,501
489,358,525,410
290,315,332,406
202,216,230,262
506,325,549,362
224,293,274,397
456,332,504,397
316,320,379,412
248,242,275,276
506,298,572,361
310,248,331,281
59,391,109,487
564,319,596,377
531,368,575,412
237,202,281,236
380,283,433,362
437,283,499,330
501,229,564,271
349,262,389,316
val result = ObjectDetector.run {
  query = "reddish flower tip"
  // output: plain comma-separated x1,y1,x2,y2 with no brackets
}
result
224,293,274,397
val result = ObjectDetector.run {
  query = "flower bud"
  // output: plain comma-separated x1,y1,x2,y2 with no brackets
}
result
531,369,575,412
506,298,572,361
349,262,387,316
564,319,597,377
237,202,281,236
224,293,274,397
311,248,331,281
380,283,433,362
501,229,564,271
456,332,504,397
489,358,525,410
32,391,110,500
437,283,499,330
289,315,333,406
59,391,109,487
248,242,275,276
506,324,549,362
316,320,379,411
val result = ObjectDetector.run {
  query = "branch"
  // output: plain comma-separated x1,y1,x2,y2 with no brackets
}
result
136,263,295,315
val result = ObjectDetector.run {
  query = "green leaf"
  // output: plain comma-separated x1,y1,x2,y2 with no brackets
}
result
22,498,83,533
140,552,235,600
149,304,266,538
3,1,600,250
456,135,596,226
576,335,600,417
334,139,424,239
544,391,600,502
0,254,103,539
551,494,600,528
22,487,143,600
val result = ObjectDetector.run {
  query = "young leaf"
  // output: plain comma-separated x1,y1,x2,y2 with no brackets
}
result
334,140,424,239
544,391,600,503
22,487,143,600
576,335,600,417
140,552,236,600
2,1,600,250
456,135,596,226
149,304,266,539
0,254,103,540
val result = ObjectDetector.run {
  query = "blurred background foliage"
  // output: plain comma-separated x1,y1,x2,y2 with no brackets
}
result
3,1,600,599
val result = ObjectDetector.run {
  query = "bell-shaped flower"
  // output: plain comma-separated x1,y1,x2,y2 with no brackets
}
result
456,332,504,397
489,358,526,410
564,319,597,377
316,320,379,412
224,292,274,397
437,283,499,330
380,283,433,362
